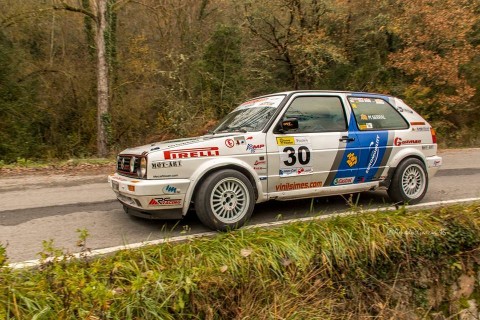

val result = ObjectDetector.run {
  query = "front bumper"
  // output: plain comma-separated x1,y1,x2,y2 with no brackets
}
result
108,173,191,219
426,155,442,178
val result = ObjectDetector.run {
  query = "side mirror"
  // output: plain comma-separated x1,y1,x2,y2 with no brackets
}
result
280,118,299,132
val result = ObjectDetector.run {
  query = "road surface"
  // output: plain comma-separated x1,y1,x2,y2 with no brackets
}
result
1,149,479,263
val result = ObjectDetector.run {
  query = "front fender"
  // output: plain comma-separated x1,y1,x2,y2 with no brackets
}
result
182,157,265,215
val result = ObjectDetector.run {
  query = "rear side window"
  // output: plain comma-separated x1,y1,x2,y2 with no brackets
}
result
282,96,347,133
348,97,409,130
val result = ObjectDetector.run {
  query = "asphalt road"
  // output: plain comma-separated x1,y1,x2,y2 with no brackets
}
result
1,148,480,263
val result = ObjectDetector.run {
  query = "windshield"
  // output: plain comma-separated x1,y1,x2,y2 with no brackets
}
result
213,95,285,133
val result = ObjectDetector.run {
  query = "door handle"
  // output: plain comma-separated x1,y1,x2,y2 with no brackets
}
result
339,136,355,142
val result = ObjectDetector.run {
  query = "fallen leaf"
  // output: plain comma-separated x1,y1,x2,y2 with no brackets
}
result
240,248,253,257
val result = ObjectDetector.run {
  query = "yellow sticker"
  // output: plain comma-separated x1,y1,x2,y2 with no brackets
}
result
360,114,368,120
276,137,295,145
352,103,357,108
347,152,358,167
359,124,367,130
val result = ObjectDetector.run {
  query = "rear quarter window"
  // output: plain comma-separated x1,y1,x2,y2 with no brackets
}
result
348,97,409,130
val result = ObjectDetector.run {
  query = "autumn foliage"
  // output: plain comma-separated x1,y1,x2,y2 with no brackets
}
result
0,0,478,162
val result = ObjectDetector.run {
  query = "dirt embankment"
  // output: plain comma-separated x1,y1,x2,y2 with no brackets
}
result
0,162,115,177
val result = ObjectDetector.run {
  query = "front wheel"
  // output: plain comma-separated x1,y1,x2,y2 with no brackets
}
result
195,169,255,231
388,158,428,205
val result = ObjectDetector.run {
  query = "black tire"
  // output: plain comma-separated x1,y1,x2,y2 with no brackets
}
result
194,169,255,231
388,158,428,205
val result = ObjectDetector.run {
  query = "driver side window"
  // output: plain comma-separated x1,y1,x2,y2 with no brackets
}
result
283,96,347,133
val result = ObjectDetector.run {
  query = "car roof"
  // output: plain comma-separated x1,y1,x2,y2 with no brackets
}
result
260,90,394,98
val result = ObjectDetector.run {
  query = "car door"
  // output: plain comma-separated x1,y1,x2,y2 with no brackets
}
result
266,93,356,196
345,95,409,182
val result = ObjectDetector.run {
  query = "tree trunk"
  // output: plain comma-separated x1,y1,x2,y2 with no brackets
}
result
95,0,109,158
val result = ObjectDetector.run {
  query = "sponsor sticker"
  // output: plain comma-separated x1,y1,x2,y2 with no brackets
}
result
225,139,235,148
236,96,284,110
394,137,421,146
276,137,295,146
164,147,219,160
366,123,373,129
162,185,180,194
375,99,385,104
368,114,386,120
234,137,246,146
238,98,268,108
366,135,380,174
361,114,386,120
346,152,358,167
151,160,182,169
254,159,266,165
246,144,265,153
396,106,414,114
148,197,182,206
411,126,430,132
294,137,310,144
279,166,313,177
164,139,202,149
259,102,275,106
153,174,179,178
275,181,322,192
333,177,355,185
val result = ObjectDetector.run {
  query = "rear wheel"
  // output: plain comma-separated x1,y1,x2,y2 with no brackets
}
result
388,158,428,205
195,169,255,231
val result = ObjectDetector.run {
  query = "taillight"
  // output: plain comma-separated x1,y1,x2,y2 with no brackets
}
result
430,128,437,144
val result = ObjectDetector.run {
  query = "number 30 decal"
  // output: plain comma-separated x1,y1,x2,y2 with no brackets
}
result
283,146,311,166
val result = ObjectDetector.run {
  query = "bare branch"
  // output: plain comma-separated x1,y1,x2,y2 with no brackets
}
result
53,2,96,21
1,8,54,29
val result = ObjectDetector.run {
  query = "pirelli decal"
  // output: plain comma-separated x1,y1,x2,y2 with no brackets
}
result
164,147,219,160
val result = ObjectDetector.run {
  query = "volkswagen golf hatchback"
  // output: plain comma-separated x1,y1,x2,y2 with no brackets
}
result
109,91,442,230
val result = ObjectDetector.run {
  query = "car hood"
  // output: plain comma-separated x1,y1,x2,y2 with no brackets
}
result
119,133,239,155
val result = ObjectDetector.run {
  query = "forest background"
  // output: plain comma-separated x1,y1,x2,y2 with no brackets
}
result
0,0,479,162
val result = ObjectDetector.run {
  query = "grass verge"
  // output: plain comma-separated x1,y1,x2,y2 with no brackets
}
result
1,203,480,319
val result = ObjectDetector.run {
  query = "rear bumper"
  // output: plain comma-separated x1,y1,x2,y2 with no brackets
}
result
426,155,442,177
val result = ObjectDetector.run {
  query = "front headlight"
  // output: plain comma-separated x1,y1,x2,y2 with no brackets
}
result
129,156,136,173
138,157,147,178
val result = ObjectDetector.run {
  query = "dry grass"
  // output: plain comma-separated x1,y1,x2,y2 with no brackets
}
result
1,203,480,319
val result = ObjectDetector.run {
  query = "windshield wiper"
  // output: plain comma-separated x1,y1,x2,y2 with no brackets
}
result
216,126,248,133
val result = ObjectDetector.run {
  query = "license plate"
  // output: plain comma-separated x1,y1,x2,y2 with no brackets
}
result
112,181,119,191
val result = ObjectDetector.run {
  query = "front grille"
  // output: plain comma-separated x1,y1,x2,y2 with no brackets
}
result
117,155,141,177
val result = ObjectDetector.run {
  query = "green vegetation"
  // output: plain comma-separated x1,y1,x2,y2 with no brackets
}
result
0,0,479,161
1,203,480,319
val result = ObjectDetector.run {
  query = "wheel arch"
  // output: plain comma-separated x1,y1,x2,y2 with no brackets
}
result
182,159,261,215
381,149,428,188
389,147,428,169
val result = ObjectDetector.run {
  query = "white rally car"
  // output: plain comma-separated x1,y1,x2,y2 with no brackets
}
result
109,91,442,230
